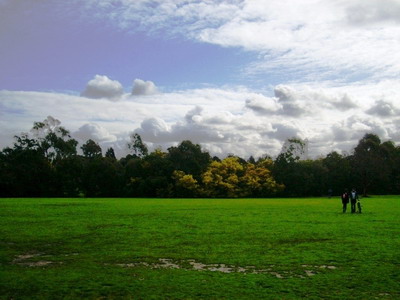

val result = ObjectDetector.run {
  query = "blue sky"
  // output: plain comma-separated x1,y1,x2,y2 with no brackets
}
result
1,0,400,158
0,1,256,92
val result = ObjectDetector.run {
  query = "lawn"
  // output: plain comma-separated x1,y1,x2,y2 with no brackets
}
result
0,197,399,299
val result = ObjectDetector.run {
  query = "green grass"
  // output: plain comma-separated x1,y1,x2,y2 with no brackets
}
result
0,197,399,299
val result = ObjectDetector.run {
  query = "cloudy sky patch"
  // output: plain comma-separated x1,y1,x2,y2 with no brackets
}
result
1,0,400,158
81,75,124,100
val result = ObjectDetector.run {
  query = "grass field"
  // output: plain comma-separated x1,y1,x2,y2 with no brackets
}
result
0,197,399,299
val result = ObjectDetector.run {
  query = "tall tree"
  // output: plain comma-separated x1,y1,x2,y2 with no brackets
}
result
126,149,174,197
351,133,383,196
81,139,102,158
31,116,78,161
322,151,351,195
273,141,301,196
105,147,116,160
0,137,53,197
128,133,148,158
81,157,123,197
167,140,211,179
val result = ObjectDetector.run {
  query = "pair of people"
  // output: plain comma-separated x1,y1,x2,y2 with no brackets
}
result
341,188,361,213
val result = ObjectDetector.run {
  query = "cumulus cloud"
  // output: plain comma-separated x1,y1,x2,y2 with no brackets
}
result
74,123,117,143
245,95,281,115
2,81,400,159
137,117,170,142
272,85,327,117
81,75,124,100
136,107,226,145
269,122,302,141
366,100,399,117
334,94,358,111
330,114,389,146
131,79,158,95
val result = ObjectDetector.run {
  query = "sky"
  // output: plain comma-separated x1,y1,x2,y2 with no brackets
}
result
1,0,400,159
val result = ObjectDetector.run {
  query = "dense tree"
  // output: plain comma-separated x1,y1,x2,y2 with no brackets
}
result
241,159,284,197
105,147,116,160
0,137,53,197
81,139,102,158
351,134,384,196
53,156,84,197
322,151,351,195
81,157,124,197
376,140,400,194
294,160,328,196
126,149,174,197
172,170,200,198
202,157,245,197
1,119,399,198
272,144,301,196
167,140,211,180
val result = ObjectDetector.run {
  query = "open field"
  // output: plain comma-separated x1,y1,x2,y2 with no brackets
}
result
0,197,399,299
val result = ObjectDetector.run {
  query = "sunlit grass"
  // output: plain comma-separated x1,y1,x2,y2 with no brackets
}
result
0,197,399,299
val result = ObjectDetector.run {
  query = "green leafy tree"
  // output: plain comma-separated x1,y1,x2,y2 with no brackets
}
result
128,133,148,158
378,140,400,194
351,133,384,196
126,149,174,197
81,139,102,158
53,155,85,197
82,157,124,197
322,151,351,195
272,138,312,196
30,117,78,161
167,140,211,180
105,147,116,160
0,136,53,197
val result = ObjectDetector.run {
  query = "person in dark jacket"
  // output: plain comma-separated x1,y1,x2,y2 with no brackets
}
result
341,189,349,213
349,188,359,213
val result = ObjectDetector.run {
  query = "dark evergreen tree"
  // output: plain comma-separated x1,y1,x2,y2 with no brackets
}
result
167,140,211,180
81,139,102,158
105,147,116,160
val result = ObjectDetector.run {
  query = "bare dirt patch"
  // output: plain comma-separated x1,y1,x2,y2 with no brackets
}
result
12,252,63,267
117,258,338,279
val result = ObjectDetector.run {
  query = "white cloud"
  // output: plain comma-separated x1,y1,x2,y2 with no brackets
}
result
80,0,400,82
81,75,124,100
245,95,281,115
74,123,117,143
2,80,400,158
131,79,158,95
366,99,399,117
346,0,400,26
335,94,358,111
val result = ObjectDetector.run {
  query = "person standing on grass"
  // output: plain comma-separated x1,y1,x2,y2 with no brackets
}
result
349,188,359,213
341,189,349,213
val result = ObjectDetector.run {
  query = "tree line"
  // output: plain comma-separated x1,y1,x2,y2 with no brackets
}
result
1,118,399,198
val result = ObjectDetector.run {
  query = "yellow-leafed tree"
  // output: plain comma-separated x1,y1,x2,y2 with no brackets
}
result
172,170,200,197
202,157,283,198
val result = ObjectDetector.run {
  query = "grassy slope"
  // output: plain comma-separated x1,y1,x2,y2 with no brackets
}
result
0,197,399,299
